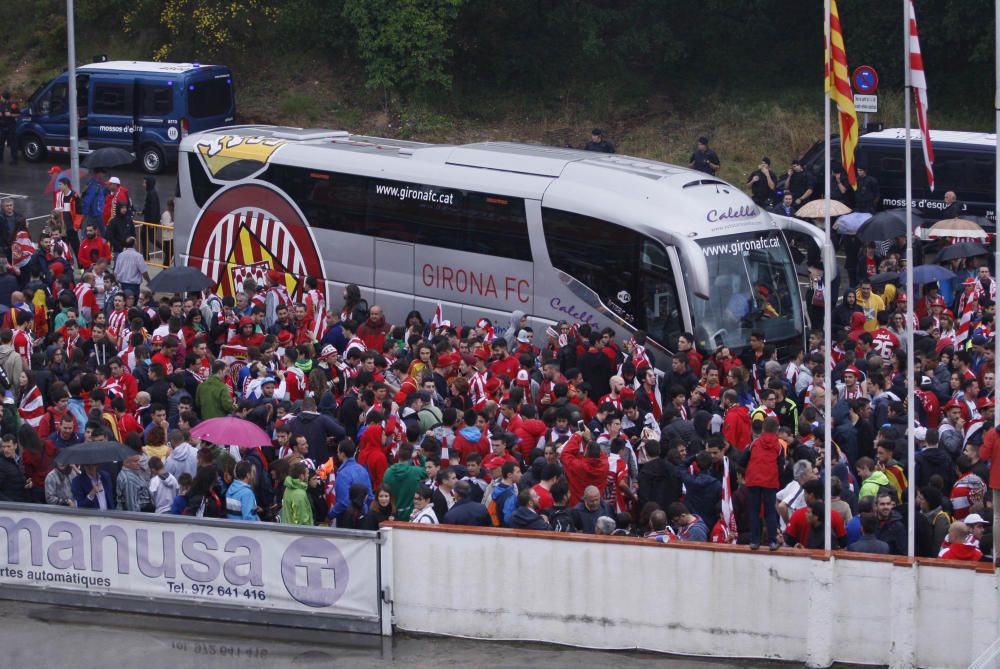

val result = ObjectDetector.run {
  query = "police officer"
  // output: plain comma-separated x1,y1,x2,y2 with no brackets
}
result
584,128,615,153
0,91,19,165
854,165,880,213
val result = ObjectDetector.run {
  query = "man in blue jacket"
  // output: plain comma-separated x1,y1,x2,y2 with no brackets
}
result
328,439,373,526
676,451,722,523
226,461,260,521
443,480,492,526
81,168,108,235
72,463,115,510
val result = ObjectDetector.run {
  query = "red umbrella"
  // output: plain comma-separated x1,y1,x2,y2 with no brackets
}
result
43,166,89,195
190,416,272,449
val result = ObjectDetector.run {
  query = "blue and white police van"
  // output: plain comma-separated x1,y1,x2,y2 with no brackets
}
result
17,61,235,174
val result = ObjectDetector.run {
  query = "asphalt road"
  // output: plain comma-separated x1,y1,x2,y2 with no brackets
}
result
0,600,772,669
0,157,177,224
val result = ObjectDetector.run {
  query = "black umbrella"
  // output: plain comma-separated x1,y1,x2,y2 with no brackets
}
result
54,441,137,466
855,208,925,242
82,147,135,169
936,242,990,262
868,271,900,285
147,266,214,294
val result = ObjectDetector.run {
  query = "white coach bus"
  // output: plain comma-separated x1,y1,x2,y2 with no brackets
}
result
174,126,824,359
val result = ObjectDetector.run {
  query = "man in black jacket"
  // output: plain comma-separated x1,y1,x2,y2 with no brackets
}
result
578,333,612,399
637,440,681,512
509,488,552,531
443,480,492,526
875,491,907,556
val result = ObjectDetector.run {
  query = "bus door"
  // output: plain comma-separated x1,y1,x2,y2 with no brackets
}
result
374,239,415,316
88,77,135,151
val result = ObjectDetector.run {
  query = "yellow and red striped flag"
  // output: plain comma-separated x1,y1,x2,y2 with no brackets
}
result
825,0,859,188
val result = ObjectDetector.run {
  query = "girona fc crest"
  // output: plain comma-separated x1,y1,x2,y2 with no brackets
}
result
186,184,326,301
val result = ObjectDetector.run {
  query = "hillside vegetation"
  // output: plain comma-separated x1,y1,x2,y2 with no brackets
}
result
1,0,994,185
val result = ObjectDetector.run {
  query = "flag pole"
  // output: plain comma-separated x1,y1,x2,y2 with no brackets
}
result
993,0,1000,563
904,0,916,560
823,0,834,553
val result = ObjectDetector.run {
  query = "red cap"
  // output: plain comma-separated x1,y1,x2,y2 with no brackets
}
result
843,366,861,377
438,353,458,367
482,455,506,471
931,296,946,307
621,387,636,399
239,316,254,328
461,354,477,367
277,330,293,344
944,399,963,412
896,293,907,303
963,277,978,286
757,285,770,298
474,348,490,362
485,378,502,393
977,396,994,409
516,369,531,386
151,334,165,346
267,269,284,284
48,166,61,175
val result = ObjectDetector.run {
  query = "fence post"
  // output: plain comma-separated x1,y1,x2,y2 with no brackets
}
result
805,556,834,668
888,562,917,669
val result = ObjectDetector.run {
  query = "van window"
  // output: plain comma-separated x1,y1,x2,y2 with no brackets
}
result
137,84,173,115
93,83,132,115
188,77,232,118
37,83,68,116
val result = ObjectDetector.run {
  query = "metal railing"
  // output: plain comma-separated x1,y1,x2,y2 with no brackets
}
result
134,219,174,269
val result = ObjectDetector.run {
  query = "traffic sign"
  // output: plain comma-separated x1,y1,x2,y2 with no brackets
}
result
854,94,878,113
852,66,879,94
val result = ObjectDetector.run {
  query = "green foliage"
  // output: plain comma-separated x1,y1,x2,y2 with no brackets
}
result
342,0,464,95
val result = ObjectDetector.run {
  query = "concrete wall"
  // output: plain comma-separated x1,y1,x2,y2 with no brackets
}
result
382,523,1000,669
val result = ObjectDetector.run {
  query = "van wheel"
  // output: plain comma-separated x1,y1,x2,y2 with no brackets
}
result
141,145,164,174
21,135,44,162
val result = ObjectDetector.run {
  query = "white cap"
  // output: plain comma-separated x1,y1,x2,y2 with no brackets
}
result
965,513,990,525
108,176,121,185
517,329,530,343
913,427,928,441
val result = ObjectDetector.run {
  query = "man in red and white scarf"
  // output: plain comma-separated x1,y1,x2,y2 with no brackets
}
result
974,265,997,303
73,272,99,322
468,349,490,407
107,293,128,343
635,367,663,424
955,278,979,348
12,305,34,369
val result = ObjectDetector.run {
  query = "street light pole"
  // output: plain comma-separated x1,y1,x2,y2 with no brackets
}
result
67,0,80,193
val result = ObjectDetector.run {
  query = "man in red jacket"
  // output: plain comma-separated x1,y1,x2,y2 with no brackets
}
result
357,304,391,352
721,389,752,452
977,426,1000,561
77,223,112,270
744,417,785,550
559,427,609,506
357,412,389,490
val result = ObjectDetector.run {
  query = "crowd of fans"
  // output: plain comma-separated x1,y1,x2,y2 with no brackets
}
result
0,191,996,563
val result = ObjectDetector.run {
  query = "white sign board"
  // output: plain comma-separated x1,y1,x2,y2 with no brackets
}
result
0,506,380,625
854,94,878,113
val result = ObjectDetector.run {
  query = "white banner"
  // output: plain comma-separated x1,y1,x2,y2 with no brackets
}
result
0,506,380,621
854,94,878,113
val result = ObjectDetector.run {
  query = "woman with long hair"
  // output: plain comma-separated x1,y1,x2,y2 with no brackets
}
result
184,465,225,518
182,308,207,349
340,284,368,323
362,484,397,530
18,423,55,503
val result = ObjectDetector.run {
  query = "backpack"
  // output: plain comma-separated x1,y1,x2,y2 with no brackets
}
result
486,486,515,527
546,507,575,533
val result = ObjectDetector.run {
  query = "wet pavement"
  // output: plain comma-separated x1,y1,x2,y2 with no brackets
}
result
0,159,177,223
0,600,774,669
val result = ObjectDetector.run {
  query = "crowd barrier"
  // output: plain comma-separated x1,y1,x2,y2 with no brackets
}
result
380,522,1000,669
134,219,174,269
2,501,996,668
0,503,388,635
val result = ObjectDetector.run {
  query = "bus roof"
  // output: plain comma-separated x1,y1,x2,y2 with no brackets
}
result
862,127,997,147
78,61,224,75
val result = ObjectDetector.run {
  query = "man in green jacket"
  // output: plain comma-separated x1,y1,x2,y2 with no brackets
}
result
856,456,891,500
197,361,235,419
381,443,427,521
281,463,314,526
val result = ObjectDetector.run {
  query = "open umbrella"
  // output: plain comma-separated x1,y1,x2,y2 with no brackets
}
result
147,266,214,294
795,199,852,219
926,217,988,240
190,416,272,449
899,264,956,286
856,208,924,242
43,165,88,195
833,211,871,234
82,147,135,169
54,441,137,465
868,271,900,286
936,241,990,262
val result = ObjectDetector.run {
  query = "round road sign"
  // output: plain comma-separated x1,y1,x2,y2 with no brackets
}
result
852,66,879,94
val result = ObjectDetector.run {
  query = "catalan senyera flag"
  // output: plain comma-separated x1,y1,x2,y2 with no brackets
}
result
825,0,859,188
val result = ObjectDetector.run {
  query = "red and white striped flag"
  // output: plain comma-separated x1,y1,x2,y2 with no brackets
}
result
18,386,45,429
908,0,934,191
956,289,977,348
430,302,443,330
720,457,738,544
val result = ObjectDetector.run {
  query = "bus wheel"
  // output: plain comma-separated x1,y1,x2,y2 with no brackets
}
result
141,145,164,174
21,135,44,162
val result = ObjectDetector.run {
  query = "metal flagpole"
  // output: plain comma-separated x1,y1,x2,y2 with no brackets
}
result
67,0,80,193
904,0,916,559
993,0,1000,563
823,0,834,552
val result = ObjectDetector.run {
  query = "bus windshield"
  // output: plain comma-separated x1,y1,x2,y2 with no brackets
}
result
694,232,802,350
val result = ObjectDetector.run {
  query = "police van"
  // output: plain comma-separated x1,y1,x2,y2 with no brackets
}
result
17,61,235,174
792,128,996,222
